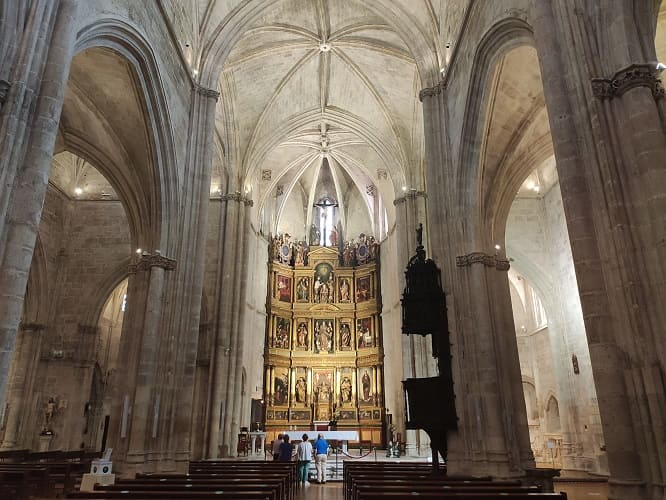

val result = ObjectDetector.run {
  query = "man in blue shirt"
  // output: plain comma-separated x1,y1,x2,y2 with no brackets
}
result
313,433,329,483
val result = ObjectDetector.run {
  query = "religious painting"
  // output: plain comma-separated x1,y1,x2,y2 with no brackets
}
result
356,317,373,349
290,410,311,421
273,367,289,406
338,320,353,351
313,319,334,353
294,367,308,404
339,367,353,405
313,263,335,303
355,275,371,302
372,410,381,420
295,276,310,302
358,367,374,405
273,317,290,349
274,410,288,420
277,275,292,302
294,320,309,350
359,409,372,420
339,410,356,421
266,410,275,420
338,277,351,303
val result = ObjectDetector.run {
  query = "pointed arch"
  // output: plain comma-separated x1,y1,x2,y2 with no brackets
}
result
73,19,179,253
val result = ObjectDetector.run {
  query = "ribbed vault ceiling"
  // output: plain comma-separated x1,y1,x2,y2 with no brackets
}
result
214,0,424,233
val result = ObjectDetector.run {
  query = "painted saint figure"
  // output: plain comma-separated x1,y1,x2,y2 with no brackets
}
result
296,322,308,348
295,377,307,403
361,370,371,402
340,376,352,403
339,278,350,302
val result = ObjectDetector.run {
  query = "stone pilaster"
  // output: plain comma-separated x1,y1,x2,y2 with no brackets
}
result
207,192,253,458
0,0,78,417
533,3,666,498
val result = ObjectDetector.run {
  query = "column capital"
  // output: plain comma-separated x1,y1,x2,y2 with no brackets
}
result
591,63,665,100
220,191,254,206
129,253,177,273
19,322,46,332
419,81,445,102
393,190,427,206
193,83,220,101
456,252,510,271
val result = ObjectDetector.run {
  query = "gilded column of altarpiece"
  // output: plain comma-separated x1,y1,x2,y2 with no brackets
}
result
263,245,385,445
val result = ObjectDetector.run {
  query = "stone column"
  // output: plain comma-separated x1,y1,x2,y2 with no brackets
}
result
533,3,666,498
0,0,78,415
206,192,253,457
159,84,219,471
420,81,534,475
108,253,175,475
125,258,170,469
393,190,435,456
1,323,45,449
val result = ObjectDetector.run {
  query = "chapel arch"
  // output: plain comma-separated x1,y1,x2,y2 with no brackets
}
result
69,19,181,253
470,34,608,472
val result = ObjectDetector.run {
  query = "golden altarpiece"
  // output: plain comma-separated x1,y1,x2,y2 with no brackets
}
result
263,242,385,446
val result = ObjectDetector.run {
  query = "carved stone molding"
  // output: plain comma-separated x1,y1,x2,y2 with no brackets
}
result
193,83,220,100
0,80,10,105
129,253,177,273
456,252,510,271
393,190,427,206
78,324,99,335
19,322,46,332
220,191,254,206
592,64,665,100
419,80,445,101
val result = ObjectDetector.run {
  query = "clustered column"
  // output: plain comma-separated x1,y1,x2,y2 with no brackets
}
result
0,0,78,415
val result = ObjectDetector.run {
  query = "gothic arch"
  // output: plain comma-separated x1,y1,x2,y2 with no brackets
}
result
457,16,536,248
72,19,178,254
80,258,131,329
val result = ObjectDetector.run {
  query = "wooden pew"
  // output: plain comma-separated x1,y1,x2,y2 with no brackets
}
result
357,493,568,500
67,490,273,499
121,475,287,500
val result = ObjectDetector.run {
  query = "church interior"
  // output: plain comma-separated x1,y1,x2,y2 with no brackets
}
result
0,1,665,500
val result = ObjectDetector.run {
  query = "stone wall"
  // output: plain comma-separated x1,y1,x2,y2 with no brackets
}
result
506,182,605,473
19,187,130,451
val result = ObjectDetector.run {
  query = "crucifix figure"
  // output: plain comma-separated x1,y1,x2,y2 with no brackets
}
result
313,198,338,246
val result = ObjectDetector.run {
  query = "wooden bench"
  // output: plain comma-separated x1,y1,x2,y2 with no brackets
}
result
125,474,287,500
357,493,568,500
67,491,273,499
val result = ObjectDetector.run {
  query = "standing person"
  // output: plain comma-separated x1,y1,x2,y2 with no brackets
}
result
278,434,293,462
272,433,283,461
296,433,313,485
313,433,329,484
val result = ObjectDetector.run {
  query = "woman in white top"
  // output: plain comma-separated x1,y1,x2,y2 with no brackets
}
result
296,433,313,484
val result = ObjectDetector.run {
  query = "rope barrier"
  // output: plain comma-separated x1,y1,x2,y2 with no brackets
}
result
336,447,374,459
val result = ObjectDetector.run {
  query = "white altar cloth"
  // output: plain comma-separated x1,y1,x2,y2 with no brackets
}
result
282,430,359,441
